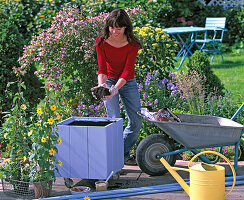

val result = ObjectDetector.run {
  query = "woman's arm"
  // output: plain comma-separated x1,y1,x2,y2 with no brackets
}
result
114,78,126,90
98,74,108,85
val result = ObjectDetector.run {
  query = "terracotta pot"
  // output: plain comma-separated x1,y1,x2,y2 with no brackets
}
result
33,180,52,198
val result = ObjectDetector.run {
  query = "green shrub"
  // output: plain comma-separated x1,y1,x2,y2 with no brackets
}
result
0,11,45,122
185,50,225,96
181,146,239,162
225,6,244,46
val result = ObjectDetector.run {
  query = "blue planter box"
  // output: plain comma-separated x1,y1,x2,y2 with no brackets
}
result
55,117,124,179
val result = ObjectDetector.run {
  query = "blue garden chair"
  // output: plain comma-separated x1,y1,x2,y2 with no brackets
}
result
193,17,227,63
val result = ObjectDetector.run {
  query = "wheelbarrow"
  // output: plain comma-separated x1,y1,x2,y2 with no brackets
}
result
136,103,244,176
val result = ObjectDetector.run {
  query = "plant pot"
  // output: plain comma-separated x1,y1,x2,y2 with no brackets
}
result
33,180,52,198
13,181,30,195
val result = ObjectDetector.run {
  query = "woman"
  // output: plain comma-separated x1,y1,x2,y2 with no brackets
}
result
94,8,142,165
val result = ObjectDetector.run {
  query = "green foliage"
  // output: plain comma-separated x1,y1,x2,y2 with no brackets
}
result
204,93,244,125
225,6,244,46
170,0,204,18
0,11,24,113
181,146,239,162
0,10,45,124
185,51,225,96
0,79,31,182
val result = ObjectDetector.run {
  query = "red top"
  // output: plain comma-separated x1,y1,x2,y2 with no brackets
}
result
95,36,139,81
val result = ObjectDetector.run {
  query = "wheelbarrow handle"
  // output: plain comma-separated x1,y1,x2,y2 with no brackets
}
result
231,103,244,120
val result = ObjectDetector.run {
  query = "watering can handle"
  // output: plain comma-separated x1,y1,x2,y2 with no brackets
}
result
188,151,236,197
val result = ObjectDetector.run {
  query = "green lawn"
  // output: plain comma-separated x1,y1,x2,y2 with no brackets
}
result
211,53,244,101
174,52,244,102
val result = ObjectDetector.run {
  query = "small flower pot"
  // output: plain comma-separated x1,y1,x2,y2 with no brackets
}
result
95,181,108,191
70,186,90,195
33,180,52,198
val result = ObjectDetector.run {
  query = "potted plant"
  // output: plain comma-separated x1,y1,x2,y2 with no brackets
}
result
0,78,32,196
28,88,62,198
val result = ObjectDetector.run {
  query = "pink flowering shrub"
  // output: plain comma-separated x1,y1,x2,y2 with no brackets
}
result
18,6,107,106
176,17,194,26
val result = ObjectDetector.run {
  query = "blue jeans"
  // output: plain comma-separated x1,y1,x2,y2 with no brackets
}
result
104,78,142,161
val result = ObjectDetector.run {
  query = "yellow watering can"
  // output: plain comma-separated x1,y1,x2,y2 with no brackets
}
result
160,151,236,200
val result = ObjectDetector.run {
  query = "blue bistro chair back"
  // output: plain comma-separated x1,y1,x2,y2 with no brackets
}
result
194,17,227,63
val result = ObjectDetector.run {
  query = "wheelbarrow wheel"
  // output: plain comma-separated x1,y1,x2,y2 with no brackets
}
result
136,134,176,176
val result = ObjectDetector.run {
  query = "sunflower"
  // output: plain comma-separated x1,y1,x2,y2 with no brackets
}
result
58,160,62,166
41,137,46,143
49,148,55,156
84,196,90,200
48,118,54,125
50,105,56,111
37,108,42,114
57,138,62,145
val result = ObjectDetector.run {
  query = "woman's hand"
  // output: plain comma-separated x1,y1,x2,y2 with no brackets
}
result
103,85,118,100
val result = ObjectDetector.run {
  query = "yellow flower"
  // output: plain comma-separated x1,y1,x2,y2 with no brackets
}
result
152,43,158,49
48,118,54,125
49,148,55,156
23,156,26,162
57,115,61,120
58,160,62,166
149,32,153,38
161,34,166,39
4,133,8,139
28,130,33,137
138,49,143,54
50,105,56,111
84,196,90,200
21,130,24,136
21,104,27,110
57,138,62,145
141,65,145,68
135,27,140,32
141,26,149,32
37,108,42,114
155,27,162,33
41,137,46,143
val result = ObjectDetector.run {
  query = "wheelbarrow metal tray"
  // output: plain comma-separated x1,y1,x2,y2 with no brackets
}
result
150,113,244,148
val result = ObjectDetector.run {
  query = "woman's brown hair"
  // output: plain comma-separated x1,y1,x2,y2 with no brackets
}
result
95,9,142,48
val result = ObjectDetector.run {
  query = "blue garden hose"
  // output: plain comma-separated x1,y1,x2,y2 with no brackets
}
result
42,175,244,200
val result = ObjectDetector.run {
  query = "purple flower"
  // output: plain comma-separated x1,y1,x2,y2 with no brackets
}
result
138,83,143,91
143,92,147,100
154,99,158,105
161,78,168,84
77,105,81,109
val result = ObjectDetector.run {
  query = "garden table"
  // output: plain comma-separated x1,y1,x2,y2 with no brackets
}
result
163,27,208,69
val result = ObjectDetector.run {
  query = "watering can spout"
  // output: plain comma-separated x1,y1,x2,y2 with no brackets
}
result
160,157,190,196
